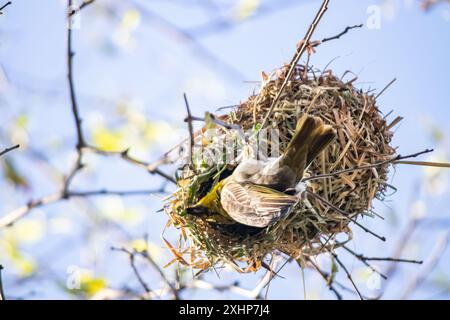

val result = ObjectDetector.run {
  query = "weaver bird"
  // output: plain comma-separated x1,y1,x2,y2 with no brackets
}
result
186,114,336,228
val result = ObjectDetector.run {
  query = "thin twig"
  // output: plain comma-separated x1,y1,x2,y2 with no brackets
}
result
84,146,176,184
67,188,165,197
261,0,329,128
111,247,152,297
0,188,165,228
329,252,364,300
0,144,19,157
0,0,174,229
187,114,241,130
129,0,244,79
375,78,397,100
359,256,423,264
306,258,342,300
304,149,434,182
69,0,94,16
64,0,88,200
112,244,182,299
400,229,450,299
342,243,423,265
306,190,386,241
0,265,5,300
183,93,196,171
187,1,305,37
318,24,363,44
139,249,180,300
341,246,387,280
140,234,180,299
0,193,62,228
394,160,450,168
0,1,11,14
67,0,86,150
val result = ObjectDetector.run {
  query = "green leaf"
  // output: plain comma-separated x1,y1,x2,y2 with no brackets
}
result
2,158,29,189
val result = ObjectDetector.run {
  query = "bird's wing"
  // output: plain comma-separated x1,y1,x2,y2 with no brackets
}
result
220,181,298,228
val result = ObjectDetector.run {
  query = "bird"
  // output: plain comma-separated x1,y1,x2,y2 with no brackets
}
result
186,113,336,228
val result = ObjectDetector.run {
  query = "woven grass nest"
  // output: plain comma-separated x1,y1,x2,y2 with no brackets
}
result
165,64,396,272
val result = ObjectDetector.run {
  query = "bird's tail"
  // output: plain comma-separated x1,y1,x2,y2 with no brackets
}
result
280,113,336,180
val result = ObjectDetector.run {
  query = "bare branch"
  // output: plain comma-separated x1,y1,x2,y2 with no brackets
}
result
358,256,423,264
128,0,244,79
375,78,397,100
304,149,434,182
0,1,11,14
139,235,180,299
69,0,94,16
340,246,388,280
111,244,182,299
319,24,363,44
139,253,179,299
67,0,86,150
0,193,62,228
306,189,386,241
186,113,242,130
0,188,164,228
111,247,152,297
0,265,5,300
84,146,176,184
261,0,330,128
183,93,196,172
186,1,306,37
400,229,450,299
0,144,19,157
0,0,176,229
68,188,165,197
329,252,363,300
306,258,342,300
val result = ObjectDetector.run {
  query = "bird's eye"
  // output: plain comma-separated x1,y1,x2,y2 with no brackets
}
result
186,205,207,215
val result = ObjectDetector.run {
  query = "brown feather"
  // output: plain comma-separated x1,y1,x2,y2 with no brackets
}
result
220,182,298,227
280,114,335,181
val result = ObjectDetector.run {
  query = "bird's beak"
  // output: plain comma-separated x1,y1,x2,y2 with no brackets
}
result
186,205,208,216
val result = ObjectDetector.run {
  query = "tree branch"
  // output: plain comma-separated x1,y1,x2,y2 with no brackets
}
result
111,247,153,298
330,251,364,300
261,0,330,128
319,24,363,44
139,235,180,300
0,265,5,300
306,189,386,242
400,229,450,299
0,188,165,228
67,0,86,150
306,258,342,300
84,146,176,184
0,1,11,14
0,144,19,157
341,245,388,280
0,0,176,228
69,0,94,16
128,0,245,79
183,93,196,172
303,149,434,182
375,78,397,100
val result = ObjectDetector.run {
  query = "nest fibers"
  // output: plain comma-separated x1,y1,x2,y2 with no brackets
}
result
164,65,396,272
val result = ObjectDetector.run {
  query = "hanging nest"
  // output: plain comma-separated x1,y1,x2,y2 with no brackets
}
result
164,64,396,272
